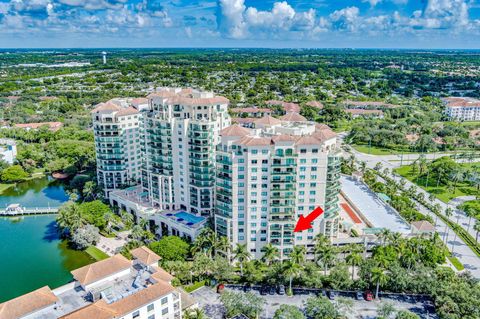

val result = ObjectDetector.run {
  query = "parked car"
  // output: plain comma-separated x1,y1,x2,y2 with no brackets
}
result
321,290,327,297
260,285,268,295
364,290,374,301
355,291,363,300
277,285,286,295
328,291,336,300
269,286,276,295
243,284,252,292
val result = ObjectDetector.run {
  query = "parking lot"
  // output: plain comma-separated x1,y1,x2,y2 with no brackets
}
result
191,286,437,319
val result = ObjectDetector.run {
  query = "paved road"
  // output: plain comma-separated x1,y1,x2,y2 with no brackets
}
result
192,287,437,319
340,136,480,278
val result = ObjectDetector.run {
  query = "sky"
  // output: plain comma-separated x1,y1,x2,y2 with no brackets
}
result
1,0,480,48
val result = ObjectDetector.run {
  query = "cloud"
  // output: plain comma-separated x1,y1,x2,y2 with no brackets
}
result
329,6,360,32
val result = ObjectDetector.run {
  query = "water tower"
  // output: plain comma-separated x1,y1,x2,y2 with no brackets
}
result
102,51,107,64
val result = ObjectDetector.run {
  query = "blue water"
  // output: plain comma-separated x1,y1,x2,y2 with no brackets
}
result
175,211,205,224
0,176,69,209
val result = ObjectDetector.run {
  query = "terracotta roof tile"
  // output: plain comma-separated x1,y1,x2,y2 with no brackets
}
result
131,246,161,265
71,254,131,286
295,135,321,145
279,112,307,122
306,101,324,108
254,115,282,126
235,136,272,147
220,124,252,137
0,286,58,319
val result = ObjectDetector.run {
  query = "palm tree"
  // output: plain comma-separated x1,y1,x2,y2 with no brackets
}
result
138,218,149,231
261,243,280,266
444,207,453,242
316,245,336,276
289,246,306,266
120,210,134,229
103,211,115,234
131,225,144,241
345,250,363,280
371,267,388,299
464,206,476,233
217,236,231,259
474,220,480,243
283,260,302,294
450,169,464,192
184,308,207,319
378,229,392,246
233,243,251,276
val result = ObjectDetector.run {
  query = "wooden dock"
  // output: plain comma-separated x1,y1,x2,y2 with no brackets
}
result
0,207,59,216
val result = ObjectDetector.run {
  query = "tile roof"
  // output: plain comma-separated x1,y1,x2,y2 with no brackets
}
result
254,115,282,126
151,266,175,283
59,303,116,319
99,281,175,317
313,126,337,141
230,107,271,113
265,100,300,113
306,101,324,108
71,254,131,286
0,286,58,319
443,97,480,108
235,136,272,147
115,106,139,116
271,134,297,143
345,109,384,115
220,124,252,137
91,102,121,113
279,112,307,122
131,246,161,266
295,135,321,145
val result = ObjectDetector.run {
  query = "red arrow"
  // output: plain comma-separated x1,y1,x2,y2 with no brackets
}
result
294,207,324,232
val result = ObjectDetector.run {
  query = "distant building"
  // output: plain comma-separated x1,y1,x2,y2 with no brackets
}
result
342,100,400,109
0,138,16,164
215,117,341,259
265,100,300,113
443,97,480,121
306,101,324,109
230,107,272,118
0,247,189,319
345,109,384,119
102,51,107,64
14,121,63,131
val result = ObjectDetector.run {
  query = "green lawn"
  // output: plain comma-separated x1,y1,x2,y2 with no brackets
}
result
85,246,109,261
184,280,206,293
0,183,13,194
352,144,398,155
395,164,479,203
448,255,465,271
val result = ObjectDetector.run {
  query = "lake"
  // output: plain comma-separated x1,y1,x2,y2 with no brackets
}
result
0,178,94,302
0,176,70,208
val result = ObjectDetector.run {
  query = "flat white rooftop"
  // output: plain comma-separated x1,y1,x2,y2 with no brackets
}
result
340,175,411,234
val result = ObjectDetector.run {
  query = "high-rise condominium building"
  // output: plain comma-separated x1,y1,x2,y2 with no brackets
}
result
141,88,231,216
215,114,341,259
443,97,480,121
92,98,148,197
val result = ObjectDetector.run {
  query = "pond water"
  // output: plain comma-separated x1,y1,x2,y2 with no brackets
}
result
0,177,93,302
0,176,70,208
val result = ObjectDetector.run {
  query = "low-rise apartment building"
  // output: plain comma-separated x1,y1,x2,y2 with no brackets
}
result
443,97,480,121
0,246,187,319
214,114,341,259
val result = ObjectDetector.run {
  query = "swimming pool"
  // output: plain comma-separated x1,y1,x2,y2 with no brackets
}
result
174,211,205,225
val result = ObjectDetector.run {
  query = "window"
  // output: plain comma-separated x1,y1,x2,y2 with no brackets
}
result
148,315,155,319
161,297,168,305
251,150,258,154
132,311,140,318
251,160,258,164
147,303,155,312
162,308,169,315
